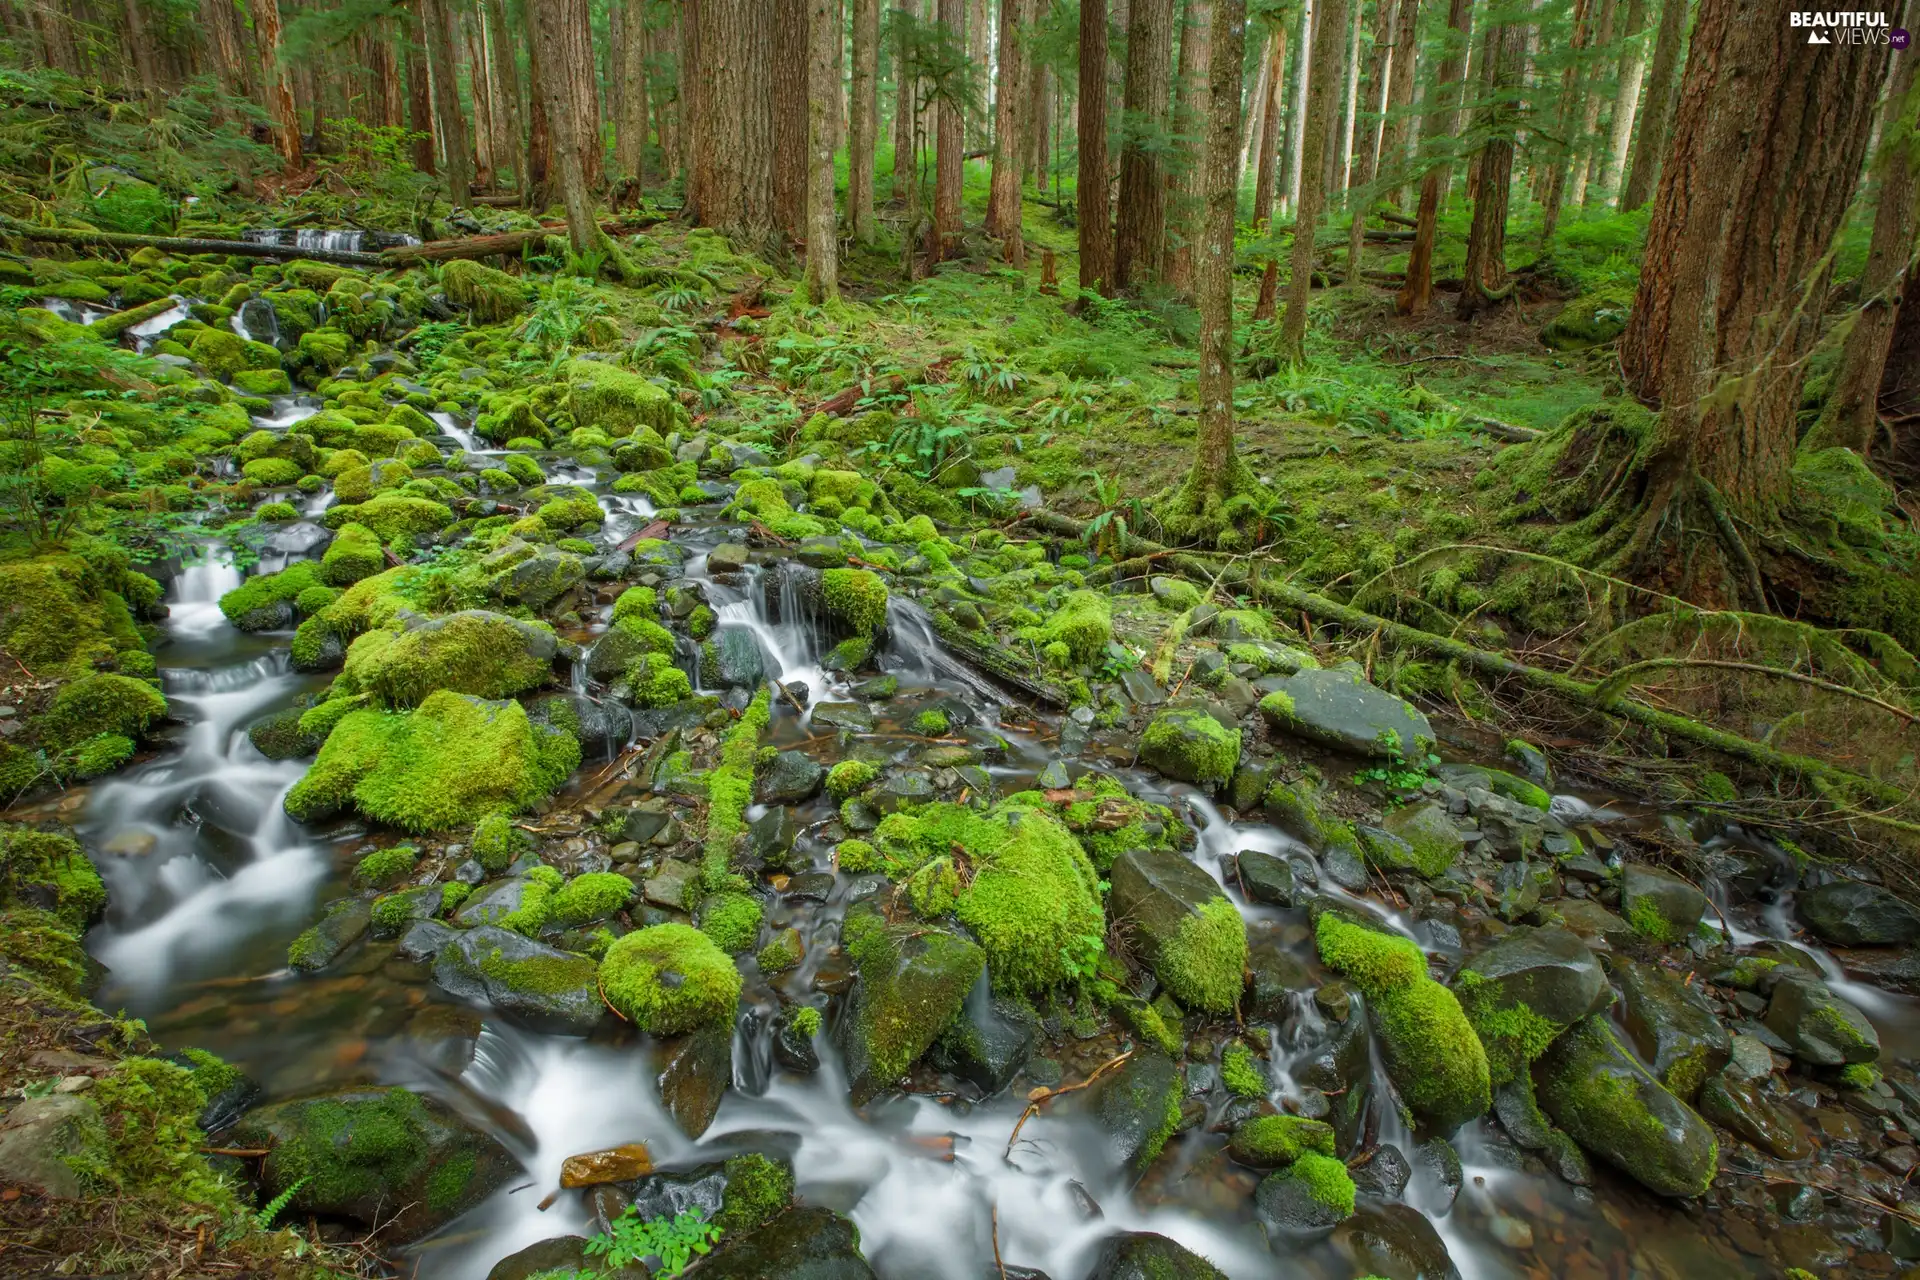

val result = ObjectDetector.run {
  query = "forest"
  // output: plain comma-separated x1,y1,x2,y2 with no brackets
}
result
0,0,1916,1278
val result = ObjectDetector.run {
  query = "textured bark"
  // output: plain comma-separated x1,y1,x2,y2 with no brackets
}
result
851,0,880,240
1337,0,1361,193
1277,0,1348,363
1597,0,1649,203
1881,270,1920,486
1376,0,1417,203
933,0,966,257
420,0,471,203
121,0,158,112
32,4,79,75
1078,0,1114,291
1456,20,1519,320
250,0,302,170
986,0,1030,257
528,22,553,201
558,0,603,190
1346,0,1394,282
969,0,990,145
529,0,597,253
1250,32,1284,228
684,0,710,217
1566,0,1615,207
1166,0,1212,296
1538,0,1593,245
404,7,436,175
1113,0,1174,288
466,15,497,189
1395,0,1471,315
485,0,524,191
703,0,776,247
804,0,841,299
616,0,649,179
1806,19,1916,454
1621,0,1687,212
1236,32,1270,190
774,0,809,236
1621,0,1887,527
893,2,916,200
199,0,248,99
1282,0,1313,215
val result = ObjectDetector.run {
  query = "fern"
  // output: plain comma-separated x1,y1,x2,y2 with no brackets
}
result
254,1176,308,1229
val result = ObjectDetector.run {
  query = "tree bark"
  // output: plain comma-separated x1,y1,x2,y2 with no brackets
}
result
933,0,966,258
558,0,603,190
1456,19,1519,320
804,0,842,299
703,0,776,247
985,0,1027,247
851,0,880,241
420,0,471,204
404,7,436,175
684,0,710,218
616,0,649,180
1538,0,1593,245
467,14,498,190
1346,0,1395,282
1282,0,1313,216
1078,0,1114,291
484,0,524,192
1566,0,1616,208
1113,0,1174,289
893,1,917,201
1236,30,1271,191
529,0,599,256
1277,0,1349,363
1597,0,1649,204
121,0,159,115
1337,0,1361,194
1251,30,1285,228
1377,0,1418,204
1806,11,1916,454
250,0,302,170
774,0,810,236
1166,0,1212,296
1621,0,1687,212
1395,0,1472,315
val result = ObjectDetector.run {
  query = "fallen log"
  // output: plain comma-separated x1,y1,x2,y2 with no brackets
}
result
87,295,182,337
928,609,1071,707
0,216,388,267
378,217,666,265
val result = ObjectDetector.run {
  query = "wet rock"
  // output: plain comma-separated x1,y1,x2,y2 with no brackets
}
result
1411,1137,1463,1214
369,885,439,938
812,702,874,733
1433,762,1550,812
485,1236,600,1280
561,1142,654,1188
1138,705,1241,790
498,550,585,610
456,876,539,927
774,1006,822,1073
1234,849,1299,907
1119,668,1164,706
1376,802,1464,877
1088,1050,1185,1170
708,542,749,573
710,629,766,688
1086,1232,1226,1279
1532,1014,1718,1198
230,1087,518,1241
530,693,630,760
1492,860,1552,922
756,749,824,804
1245,939,1313,1023
655,1020,734,1139
1615,956,1731,1100
1620,864,1707,942
1257,668,1435,759
248,706,322,760
930,983,1036,1094
1454,926,1609,1079
1697,1072,1812,1160
433,926,604,1035
1762,970,1880,1065
1798,879,1920,946
288,897,371,971
694,1205,874,1279
1110,846,1247,1015
1224,755,1275,812
1331,1203,1462,1280
644,859,699,910
1255,1156,1354,1238
836,908,984,1105
1350,1142,1411,1199
0,1094,103,1196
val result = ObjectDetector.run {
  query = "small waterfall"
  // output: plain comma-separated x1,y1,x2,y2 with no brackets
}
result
711,563,828,702
252,396,322,430
429,410,485,454
242,228,423,253
881,599,1006,706
126,296,190,350
40,297,114,325
167,548,245,641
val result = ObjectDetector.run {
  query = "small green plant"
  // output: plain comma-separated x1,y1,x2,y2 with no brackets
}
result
1059,930,1105,982
583,1205,723,1277
1354,733,1438,798
1081,472,1138,560
254,1176,308,1229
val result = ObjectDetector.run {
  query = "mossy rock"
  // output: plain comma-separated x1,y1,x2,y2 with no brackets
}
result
1109,845,1247,1015
219,561,323,631
0,554,156,675
1020,589,1112,666
599,923,743,1034
1087,1232,1227,1280
342,610,558,707
1228,1114,1337,1169
283,690,580,832
34,673,166,753
1087,1049,1185,1171
228,1087,519,1241
1373,802,1464,879
0,825,105,930
692,1205,876,1279
836,905,984,1104
432,925,604,1035
321,521,385,586
567,357,688,439
442,260,530,323
1138,705,1241,790
1540,287,1634,350
821,568,889,635
1452,926,1609,1087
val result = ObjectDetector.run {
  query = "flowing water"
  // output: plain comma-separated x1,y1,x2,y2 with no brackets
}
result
51,297,1919,1280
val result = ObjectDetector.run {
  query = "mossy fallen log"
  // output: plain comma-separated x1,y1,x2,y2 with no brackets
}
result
0,216,390,266
928,609,1072,707
87,295,181,336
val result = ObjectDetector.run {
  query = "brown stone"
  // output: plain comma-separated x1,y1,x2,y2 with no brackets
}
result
559,1141,654,1188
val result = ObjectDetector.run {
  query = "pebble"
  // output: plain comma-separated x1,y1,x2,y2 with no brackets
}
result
1489,1213,1534,1249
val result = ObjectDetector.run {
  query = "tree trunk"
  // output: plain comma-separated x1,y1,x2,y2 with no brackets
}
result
528,23,554,203
250,0,302,170
1337,0,1361,194
1113,0,1174,289
1347,0,1395,282
893,2,916,201
484,0,524,192
1456,19,1519,320
1166,0,1212,296
1251,31,1285,228
529,0,598,256
851,0,880,241
986,0,1029,253
1880,269,1920,486
199,0,246,100
1377,0,1417,204
559,0,603,190
1395,0,1472,315
804,0,842,300
1078,0,1114,291
774,0,809,237
404,10,436,175
1165,0,1257,543
933,0,967,258
685,0,710,217
1805,13,1916,454
1282,0,1313,216
1597,0,1649,204
1607,0,1887,600
1538,0,1592,245
1621,0,1687,212
121,0,159,115
704,0,776,248
1277,0,1348,363
420,0,472,204
970,0,991,146
1236,31,1271,191
467,14,498,191
1565,0,1615,208
617,0,649,179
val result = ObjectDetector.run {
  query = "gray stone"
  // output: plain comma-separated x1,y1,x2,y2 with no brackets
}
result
456,876,538,928
0,1093,102,1196
1763,971,1880,1065
1089,1051,1185,1170
836,908,985,1105
397,919,457,963
289,897,371,971
645,859,700,910
694,1206,875,1280
1615,956,1731,1100
756,749,824,804
1697,1073,1811,1160
1087,1232,1224,1280
1255,1164,1349,1238
1109,846,1244,1014
1258,668,1435,758
1330,1204,1461,1280
812,702,874,732
499,551,585,609
1797,879,1920,946
1620,864,1708,941
1235,849,1298,907
434,926,604,1035
1456,926,1610,1037
708,542,750,573
930,982,1036,1094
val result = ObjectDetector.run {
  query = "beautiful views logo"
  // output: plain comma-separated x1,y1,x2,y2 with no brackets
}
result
1789,11,1897,44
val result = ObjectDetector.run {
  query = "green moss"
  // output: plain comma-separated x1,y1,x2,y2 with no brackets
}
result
547,871,635,928
1453,971,1562,1088
791,1005,822,1037
87,1058,231,1207
610,584,658,622
283,691,580,832
1139,707,1242,787
757,930,805,972
714,1153,794,1234
441,260,530,323
62,732,134,778
1839,1062,1882,1091
252,1089,434,1212
36,673,166,752
822,568,889,635
1,826,106,928
440,881,473,915
599,923,743,1033
633,659,693,708
1019,590,1112,666
1229,1114,1336,1167
351,844,419,890
342,613,555,707
324,491,454,541
219,561,323,629
0,555,152,674
836,838,882,873
1314,914,1427,993
1137,1064,1185,1167
907,857,961,916
1627,895,1682,944
697,890,764,952
1288,1151,1356,1218
566,358,686,439
1221,1043,1267,1099
912,708,951,736
242,457,302,486
256,500,298,521
827,759,879,799
321,522,386,586
701,688,771,889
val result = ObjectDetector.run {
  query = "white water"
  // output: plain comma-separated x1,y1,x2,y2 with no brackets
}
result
429,409,486,454
253,395,322,430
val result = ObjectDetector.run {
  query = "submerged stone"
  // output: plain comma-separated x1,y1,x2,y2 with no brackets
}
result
1088,1050,1184,1171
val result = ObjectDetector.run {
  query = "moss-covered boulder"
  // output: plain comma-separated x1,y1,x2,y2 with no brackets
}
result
599,923,743,1034
1532,1014,1718,1197
1021,589,1112,666
342,610,557,706
1258,667,1435,760
1228,1114,1337,1170
248,706,325,760
1109,845,1247,1014
220,561,323,631
567,357,687,439
836,905,984,1104
442,260,530,323
1540,287,1633,350
1138,705,1241,790
1762,970,1880,1066
433,925,604,1035
821,568,888,635
1453,926,1609,1087
693,1205,876,1280
34,672,166,752
1373,801,1464,878
1254,1150,1356,1237
321,521,385,586
1615,956,1732,1100
283,690,580,831
0,554,158,676
1621,864,1707,942
1315,911,1490,1133
1087,1232,1227,1280
1797,879,1920,946
1088,1049,1185,1171
0,826,105,929
228,1087,519,1241
324,491,454,542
